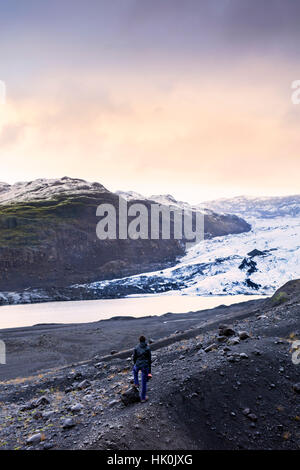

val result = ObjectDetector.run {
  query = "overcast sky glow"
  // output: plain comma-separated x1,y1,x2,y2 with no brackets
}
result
0,0,299,203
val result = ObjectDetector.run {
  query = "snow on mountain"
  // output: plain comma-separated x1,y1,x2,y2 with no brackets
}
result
0,182,10,195
115,190,146,201
1,179,298,299
200,195,300,219
148,194,207,213
0,177,108,205
75,217,300,297
116,191,213,215
116,191,300,219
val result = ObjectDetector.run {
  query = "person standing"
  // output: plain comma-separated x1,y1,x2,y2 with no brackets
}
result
133,335,152,403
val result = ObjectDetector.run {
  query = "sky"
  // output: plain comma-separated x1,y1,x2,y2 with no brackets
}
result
0,0,299,203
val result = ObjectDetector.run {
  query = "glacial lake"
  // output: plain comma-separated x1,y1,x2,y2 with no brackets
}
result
0,294,266,330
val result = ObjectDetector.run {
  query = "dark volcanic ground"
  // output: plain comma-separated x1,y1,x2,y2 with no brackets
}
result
0,299,263,381
0,281,299,450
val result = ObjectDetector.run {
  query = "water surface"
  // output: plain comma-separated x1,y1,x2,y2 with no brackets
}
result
0,294,266,329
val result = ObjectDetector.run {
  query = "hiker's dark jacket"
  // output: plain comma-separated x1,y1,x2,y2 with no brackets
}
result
133,341,151,372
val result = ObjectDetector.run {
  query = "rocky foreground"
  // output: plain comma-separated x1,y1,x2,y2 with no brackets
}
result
0,281,299,450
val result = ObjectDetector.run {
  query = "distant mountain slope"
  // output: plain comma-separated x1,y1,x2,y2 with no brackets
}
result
200,195,300,219
116,190,251,238
0,177,250,293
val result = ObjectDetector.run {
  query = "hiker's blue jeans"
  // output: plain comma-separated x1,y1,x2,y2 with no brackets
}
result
133,365,148,401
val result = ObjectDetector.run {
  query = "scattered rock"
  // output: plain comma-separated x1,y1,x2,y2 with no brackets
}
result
108,399,119,408
77,379,91,390
219,325,235,337
242,408,257,421
43,442,54,450
70,403,84,412
26,433,43,445
292,383,300,394
35,396,50,407
94,362,104,369
121,387,140,406
204,343,217,353
68,371,83,381
217,335,227,343
42,411,55,419
248,413,258,422
227,337,240,346
62,418,76,429
240,353,249,359
227,356,236,363
20,401,37,411
238,331,250,340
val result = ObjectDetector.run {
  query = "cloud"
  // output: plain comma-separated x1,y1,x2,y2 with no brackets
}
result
0,123,26,147
0,1,299,200
0,60,299,201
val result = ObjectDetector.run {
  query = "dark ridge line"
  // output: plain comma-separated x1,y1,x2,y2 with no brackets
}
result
84,303,264,365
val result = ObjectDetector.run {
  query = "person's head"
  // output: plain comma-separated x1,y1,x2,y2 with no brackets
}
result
139,335,146,343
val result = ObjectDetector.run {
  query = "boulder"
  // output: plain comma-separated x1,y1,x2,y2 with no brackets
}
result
62,418,76,429
292,383,300,394
121,387,141,406
227,337,240,346
20,401,37,412
219,325,235,337
26,433,43,445
35,396,50,407
70,403,84,412
239,353,249,359
94,362,104,369
238,331,250,340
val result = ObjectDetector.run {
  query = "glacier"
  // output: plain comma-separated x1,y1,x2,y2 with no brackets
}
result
75,216,300,297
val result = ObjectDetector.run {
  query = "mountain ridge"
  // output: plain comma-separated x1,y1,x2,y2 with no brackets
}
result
200,194,300,219
117,190,300,219
0,177,251,297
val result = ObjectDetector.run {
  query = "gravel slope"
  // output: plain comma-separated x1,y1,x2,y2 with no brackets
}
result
0,281,299,450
